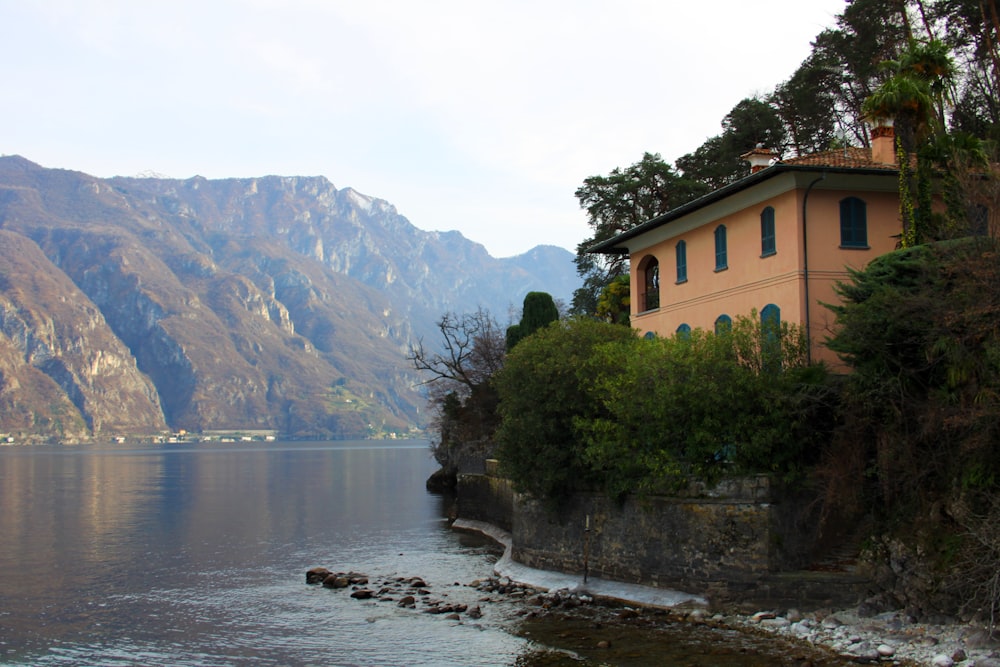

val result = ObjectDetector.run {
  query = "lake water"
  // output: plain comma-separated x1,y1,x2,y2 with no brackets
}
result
0,440,531,666
0,440,853,666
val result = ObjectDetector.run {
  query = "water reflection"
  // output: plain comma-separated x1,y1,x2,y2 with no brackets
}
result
0,441,528,665
1,442,859,666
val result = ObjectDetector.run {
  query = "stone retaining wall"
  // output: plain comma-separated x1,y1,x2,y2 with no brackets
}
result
456,460,514,532
458,462,870,607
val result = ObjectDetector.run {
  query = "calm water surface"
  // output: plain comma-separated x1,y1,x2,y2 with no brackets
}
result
0,441,853,666
0,441,527,666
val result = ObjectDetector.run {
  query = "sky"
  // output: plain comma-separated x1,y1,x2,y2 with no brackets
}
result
2,1,847,258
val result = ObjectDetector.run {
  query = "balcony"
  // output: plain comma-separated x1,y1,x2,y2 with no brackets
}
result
641,289,660,312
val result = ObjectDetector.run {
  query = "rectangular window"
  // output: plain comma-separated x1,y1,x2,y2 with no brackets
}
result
761,207,776,256
675,240,687,283
840,197,869,248
714,225,728,270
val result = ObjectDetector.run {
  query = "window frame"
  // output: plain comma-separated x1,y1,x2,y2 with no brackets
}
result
675,240,688,283
714,225,728,271
760,206,776,257
638,255,660,312
839,197,869,249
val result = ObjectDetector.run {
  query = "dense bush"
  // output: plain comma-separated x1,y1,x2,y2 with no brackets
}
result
576,315,830,500
494,318,637,505
825,238,1000,515
824,237,1000,624
495,314,832,506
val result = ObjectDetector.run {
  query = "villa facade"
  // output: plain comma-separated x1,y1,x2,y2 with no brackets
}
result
589,130,904,365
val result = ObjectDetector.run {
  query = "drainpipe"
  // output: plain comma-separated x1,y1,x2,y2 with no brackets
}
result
802,173,826,365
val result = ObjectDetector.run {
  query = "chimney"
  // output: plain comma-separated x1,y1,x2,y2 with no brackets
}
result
740,144,777,174
870,119,897,165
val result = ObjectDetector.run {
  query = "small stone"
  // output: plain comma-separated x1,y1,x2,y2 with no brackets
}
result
306,567,331,585
760,618,791,629
445,613,461,620
950,648,966,662
687,609,707,622
323,574,350,589
876,644,895,657
350,589,374,599
752,611,777,622
466,605,483,619
596,640,611,649
848,642,880,662
398,595,416,607
790,621,812,637
930,654,954,667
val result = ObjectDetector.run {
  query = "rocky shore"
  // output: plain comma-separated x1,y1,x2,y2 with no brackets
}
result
716,607,999,666
463,519,1000,666
306,564,998,665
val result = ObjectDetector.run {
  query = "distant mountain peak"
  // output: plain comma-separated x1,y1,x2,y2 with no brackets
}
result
0,158,579,440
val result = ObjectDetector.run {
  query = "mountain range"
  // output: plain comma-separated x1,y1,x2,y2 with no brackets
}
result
0,156,578,442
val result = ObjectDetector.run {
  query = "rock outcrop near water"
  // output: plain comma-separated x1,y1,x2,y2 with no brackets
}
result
0,156,577,440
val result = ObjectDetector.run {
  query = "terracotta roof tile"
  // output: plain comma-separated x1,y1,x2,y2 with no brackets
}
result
779,147,897,170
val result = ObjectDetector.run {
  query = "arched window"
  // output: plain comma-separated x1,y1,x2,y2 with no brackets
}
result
714,314,732,335
675,240,688,283
761,304,781,372
761,304,780,334
760,206,776,256
675,323,691,338
643,331,656,340
840,197,868,248
638,255,659,311
714,225,728,270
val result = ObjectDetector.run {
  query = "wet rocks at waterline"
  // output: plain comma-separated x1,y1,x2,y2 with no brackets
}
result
306,567,592,621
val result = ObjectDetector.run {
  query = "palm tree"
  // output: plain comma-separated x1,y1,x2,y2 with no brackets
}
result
863,39,956,246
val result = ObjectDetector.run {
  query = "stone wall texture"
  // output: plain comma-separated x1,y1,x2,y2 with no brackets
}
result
456,460,514,532
459,464,871,607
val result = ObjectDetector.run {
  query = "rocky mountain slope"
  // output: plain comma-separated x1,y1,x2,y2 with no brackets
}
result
0,156,578,441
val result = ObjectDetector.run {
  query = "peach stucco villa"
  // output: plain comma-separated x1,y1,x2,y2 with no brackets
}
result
589,128,904,365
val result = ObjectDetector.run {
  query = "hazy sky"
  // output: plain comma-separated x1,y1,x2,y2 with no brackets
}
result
3,1,846,258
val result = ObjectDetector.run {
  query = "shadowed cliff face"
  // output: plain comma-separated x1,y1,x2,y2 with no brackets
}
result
0,156,578,440
0,230,166,438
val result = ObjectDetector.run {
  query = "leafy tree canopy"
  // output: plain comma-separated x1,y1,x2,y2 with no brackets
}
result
571,153,707,315
495,314,829,507
495,317,638,505
676,97,788,188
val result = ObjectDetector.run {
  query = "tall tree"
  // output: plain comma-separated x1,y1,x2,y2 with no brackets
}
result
676,97,787,188
408,308,506,475
811,0,912,146
863,38,957,245
936,0,1000,142
771,52,841,156
506,291,559,350
572,153,707,315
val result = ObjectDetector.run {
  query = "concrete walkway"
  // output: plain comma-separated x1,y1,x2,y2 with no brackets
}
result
452,518,708,610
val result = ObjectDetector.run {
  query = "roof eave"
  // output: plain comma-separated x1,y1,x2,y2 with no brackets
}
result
586,163,898,254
